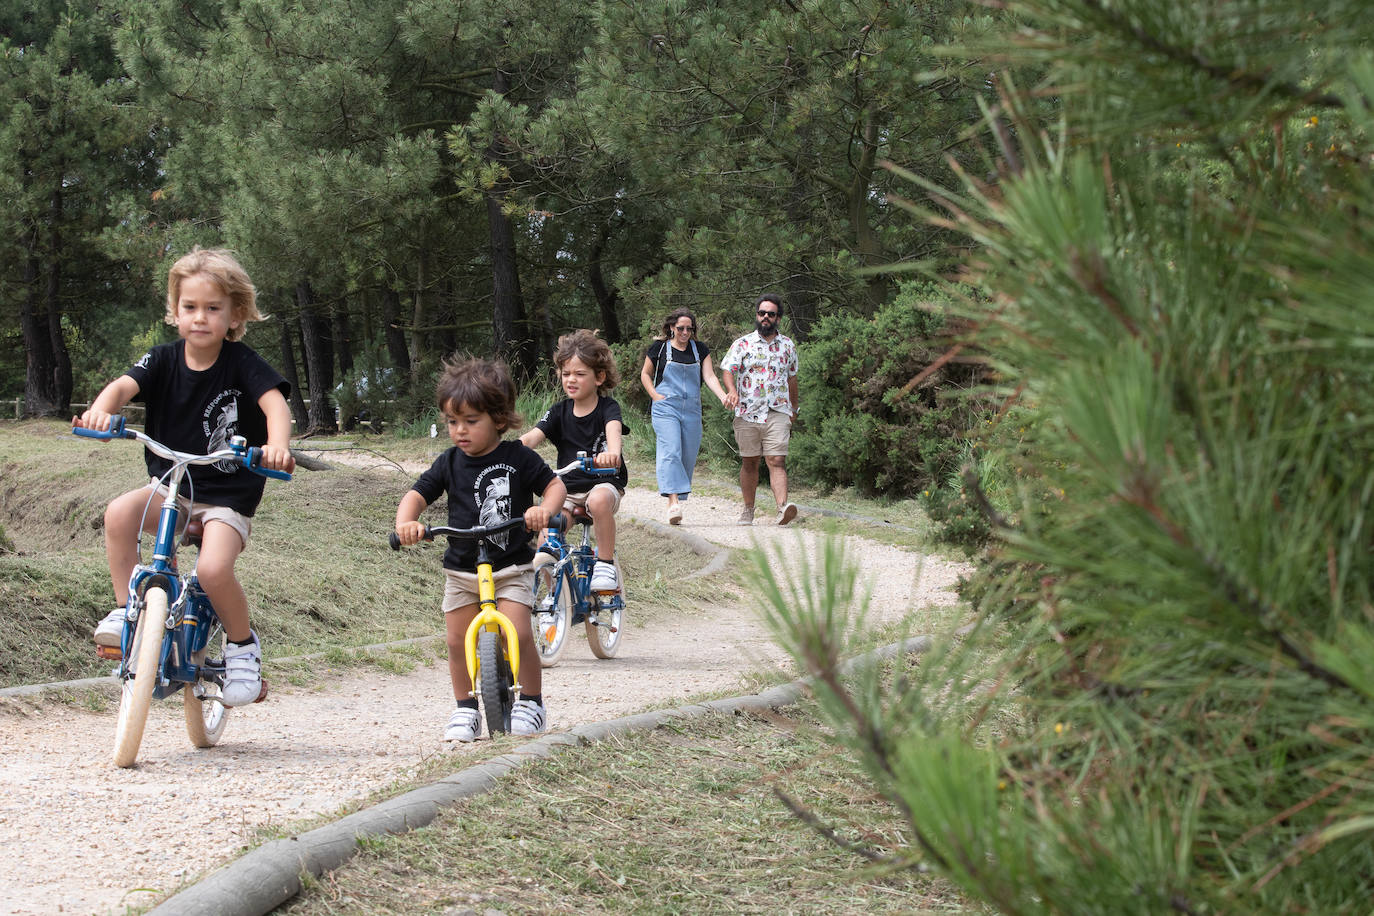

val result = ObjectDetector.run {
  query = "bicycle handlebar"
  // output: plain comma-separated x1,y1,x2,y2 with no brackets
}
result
72,416,293,481
388,517,530,551
552,450,618,477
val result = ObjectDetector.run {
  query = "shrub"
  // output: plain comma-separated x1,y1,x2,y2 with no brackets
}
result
791,283,988,499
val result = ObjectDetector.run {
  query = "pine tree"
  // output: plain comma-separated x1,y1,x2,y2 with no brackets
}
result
763,1,1374,912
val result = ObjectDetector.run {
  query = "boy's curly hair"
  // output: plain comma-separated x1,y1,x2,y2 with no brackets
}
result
553,329,619,393
435,358,522,432
165,247,263,342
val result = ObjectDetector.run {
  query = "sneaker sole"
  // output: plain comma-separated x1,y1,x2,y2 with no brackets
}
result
778,504,798,525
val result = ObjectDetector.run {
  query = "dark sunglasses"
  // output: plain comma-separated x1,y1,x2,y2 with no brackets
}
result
674,324,696,332
757,309,778,318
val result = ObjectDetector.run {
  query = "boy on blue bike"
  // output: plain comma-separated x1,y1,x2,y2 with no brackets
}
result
73,247,294,707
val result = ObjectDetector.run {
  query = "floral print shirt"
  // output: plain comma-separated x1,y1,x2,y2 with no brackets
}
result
721,331,798,423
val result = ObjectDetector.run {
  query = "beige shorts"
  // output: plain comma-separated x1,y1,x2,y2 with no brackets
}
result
442,562,536,612
564,482,622,513
733,410,793,458
144,479,252,548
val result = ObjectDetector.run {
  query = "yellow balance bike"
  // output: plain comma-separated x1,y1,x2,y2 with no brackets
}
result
390,517,528,737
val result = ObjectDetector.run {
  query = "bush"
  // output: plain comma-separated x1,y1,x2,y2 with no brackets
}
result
791,283,988,499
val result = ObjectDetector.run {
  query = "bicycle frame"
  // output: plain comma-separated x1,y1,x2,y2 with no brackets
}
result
532,452,625,663
73,414,291,767
461,539,523,696
389,517,529,735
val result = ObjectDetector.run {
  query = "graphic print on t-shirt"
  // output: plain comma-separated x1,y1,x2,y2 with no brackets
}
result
202,389,244,473
475,464,515,550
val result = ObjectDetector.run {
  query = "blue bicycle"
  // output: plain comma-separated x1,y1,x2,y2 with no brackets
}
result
73,416,291,768
532,453,626,666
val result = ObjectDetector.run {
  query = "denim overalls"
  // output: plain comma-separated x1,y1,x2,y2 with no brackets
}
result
651,339,703,499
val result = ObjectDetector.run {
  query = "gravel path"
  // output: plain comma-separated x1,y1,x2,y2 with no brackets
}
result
0,469,970,916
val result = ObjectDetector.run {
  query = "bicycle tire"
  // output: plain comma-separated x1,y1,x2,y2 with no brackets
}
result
586,557,625,659
113,587,169,768
532,553,571,667
477,629,514,737
184,627,229,748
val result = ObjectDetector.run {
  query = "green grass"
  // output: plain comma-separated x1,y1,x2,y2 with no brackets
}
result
281,702,982,916
0,419,720,690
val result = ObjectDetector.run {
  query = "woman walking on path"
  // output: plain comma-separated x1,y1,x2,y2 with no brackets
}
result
640,308,734,525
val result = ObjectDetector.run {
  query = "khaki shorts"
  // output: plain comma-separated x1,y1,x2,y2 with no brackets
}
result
564,482,622,513
733,410,793,458
442,562,536,612
144,479,252,548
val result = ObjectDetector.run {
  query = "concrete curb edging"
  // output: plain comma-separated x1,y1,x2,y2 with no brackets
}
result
146,636,932,916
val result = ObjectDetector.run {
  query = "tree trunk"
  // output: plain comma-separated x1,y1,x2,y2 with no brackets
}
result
847,111,890,312
333,306,354,380
277,313,309,430
486,68,536,379
46,189,73,411
410,253,427,386
20,226,60,418
588,226,622,344
380,286,410,372
785,175,818,341
296,280,337,433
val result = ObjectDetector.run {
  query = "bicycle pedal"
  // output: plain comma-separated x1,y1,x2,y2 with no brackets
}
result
95,645,123,661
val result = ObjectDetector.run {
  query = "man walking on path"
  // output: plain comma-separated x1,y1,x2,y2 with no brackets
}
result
721,294,799,526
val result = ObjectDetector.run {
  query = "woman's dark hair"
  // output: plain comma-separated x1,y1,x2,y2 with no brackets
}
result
660,307,697,339
435,357,522,432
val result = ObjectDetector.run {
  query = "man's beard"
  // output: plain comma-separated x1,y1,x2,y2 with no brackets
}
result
755,319,777,337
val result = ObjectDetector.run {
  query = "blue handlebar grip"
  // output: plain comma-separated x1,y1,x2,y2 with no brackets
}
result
73,416,131,440
245,447,292,481
389,532,402,550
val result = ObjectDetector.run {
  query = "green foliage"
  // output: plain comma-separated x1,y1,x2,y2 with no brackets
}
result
764,1,1374,913
791,283,988,500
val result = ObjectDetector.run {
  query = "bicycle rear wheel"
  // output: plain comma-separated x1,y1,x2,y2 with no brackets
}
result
184,628,229,748
586,558,625,659
477,629,514,737
113,587,168,768
532,553,571,667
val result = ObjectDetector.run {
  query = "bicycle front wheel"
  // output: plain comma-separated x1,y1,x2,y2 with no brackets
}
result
184,628,229,748
113,587,168,768
532,553,571,667
477,629,514,737
586,558,625,659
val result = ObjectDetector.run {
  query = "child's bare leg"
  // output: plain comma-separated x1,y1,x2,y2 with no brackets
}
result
587,488,617,560
195,521,250,642
103,488,161,605
444,605,479,703
498,598,541,696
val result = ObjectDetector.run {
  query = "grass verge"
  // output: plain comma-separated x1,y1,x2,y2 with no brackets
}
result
282,701,981,916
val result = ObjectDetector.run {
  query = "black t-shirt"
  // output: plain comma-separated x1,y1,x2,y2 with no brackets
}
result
533,396,629,493
410,440,557,572
126,340,290,517
645,339,711,387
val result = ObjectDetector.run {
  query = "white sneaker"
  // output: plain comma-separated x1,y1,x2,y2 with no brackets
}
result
93,607,128,647
444,706,480,742
510,698,547,737
590,560,618,593
221,631,264,707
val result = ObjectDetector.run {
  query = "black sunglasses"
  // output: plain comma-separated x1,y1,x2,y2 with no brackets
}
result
757,309,778,318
